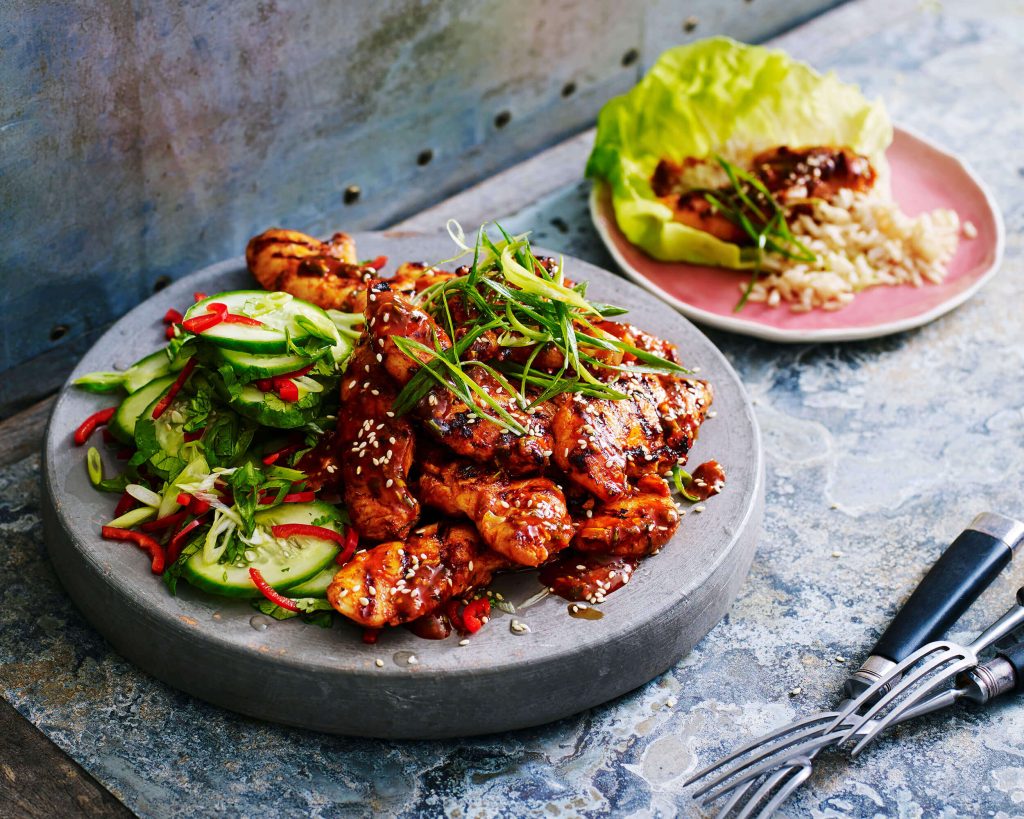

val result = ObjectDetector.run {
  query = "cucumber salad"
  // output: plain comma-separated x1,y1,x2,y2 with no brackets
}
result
73,288,361,626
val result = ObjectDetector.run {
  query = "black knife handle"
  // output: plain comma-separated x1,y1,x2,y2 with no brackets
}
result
872,513,1024,663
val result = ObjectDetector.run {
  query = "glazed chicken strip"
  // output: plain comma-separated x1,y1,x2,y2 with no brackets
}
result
336,343,420,541
573,474,680,557
327,522,506,628
552,371,712,501
419,461,574,567
364,280,555,474
246,227,370,310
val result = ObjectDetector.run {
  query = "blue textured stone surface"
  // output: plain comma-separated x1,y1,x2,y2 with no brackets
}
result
3,0,1024,815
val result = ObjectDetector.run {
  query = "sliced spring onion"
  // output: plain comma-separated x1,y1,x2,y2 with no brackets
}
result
126,483,164,508
86,447,104,486
107,506,157,529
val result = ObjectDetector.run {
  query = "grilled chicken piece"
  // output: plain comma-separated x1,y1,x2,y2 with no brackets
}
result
418,372,555,475
364,281,555,474
552,370,712,501
419,461,574,567
336,343,420,541
326,522,506,628
573,474,680,557
246,227,373,310
389,261,457,297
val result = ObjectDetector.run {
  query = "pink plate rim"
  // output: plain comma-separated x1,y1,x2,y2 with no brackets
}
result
589,124,1005,343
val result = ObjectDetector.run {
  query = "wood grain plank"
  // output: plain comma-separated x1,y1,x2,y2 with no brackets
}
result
0,395,55,469
0,699,132,818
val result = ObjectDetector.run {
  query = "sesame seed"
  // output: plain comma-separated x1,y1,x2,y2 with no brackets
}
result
375,658,384,667
459,639,469,646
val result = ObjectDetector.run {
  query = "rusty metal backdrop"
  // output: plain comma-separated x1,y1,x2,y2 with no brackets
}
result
0,0,843,414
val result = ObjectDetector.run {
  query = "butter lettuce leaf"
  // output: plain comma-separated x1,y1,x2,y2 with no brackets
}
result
586,37,892,266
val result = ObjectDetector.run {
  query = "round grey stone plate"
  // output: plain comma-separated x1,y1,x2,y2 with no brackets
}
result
42,230,764,739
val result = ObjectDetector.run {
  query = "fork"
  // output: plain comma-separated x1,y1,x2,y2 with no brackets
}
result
834,585,1024,756
686,512,1024,817
700,634,1024,817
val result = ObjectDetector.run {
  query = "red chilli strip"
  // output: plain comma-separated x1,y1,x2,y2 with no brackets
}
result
368,255,388,271
176,492,211,516
182,312,223,334
255,379,273,392
222,313,264,326
205,302,228,314
73,407,117,446
165,325,177,340
167,515,207,564
139,510,188,533
275,379,299,403
100,526,166,574
461,598,491,634
151,358,197,419
444,599,464,631
262,443,299,465
275,364,315,381
183,428,205,442
249,567,300,613
270,524,346,547
193,292,207,302
281,491,315,504
102,428,116,444
163,308,183,325
334,526,359,565
362,628,381,645
113,491,136,518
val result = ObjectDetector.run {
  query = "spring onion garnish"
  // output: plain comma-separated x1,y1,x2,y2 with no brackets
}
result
391,222,690,433
671,465,702,503
701,156,816,312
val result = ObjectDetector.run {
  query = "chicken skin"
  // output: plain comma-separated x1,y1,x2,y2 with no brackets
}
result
552,372,712,501
336,344,420,542
326,522,506,628
419,460,574,567
573,474,680,557
246,228,371,310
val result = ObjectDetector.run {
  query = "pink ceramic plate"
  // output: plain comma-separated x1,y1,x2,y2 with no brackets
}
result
590,126,1004,343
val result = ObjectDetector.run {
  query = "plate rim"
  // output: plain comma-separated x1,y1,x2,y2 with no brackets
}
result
42,232,765,737
589,123,1006,343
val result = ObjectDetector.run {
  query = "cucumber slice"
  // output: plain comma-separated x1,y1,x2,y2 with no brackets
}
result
123,350,174,393
182,501,342,598
286,565,337,598
211,347,311,381
228,384,326,429
108,375,176,443
183,291,336,354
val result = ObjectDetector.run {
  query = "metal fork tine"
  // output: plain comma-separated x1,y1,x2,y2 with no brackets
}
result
848,657,975,756
835,648,966,747
731,759,812,819
746,761,813,819
699,732,840,805
685,711,839,788
689,716,838,800
820,641,958,737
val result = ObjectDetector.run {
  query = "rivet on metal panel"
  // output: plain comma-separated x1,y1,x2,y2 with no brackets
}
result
561,81,577,98
152,276,172,293
49,325,69,342
343,185,362,205
494,111,511,129
684,16,699,32
417,149,434,167
621,48,639,67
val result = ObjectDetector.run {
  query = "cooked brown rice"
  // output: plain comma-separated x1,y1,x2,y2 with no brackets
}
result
748,188,966,312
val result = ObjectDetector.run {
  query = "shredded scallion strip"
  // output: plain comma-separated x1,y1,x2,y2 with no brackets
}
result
390,222,689,431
